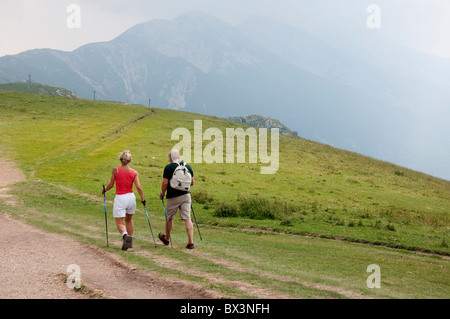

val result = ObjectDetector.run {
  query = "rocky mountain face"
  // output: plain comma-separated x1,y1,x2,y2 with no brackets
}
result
227,114,298,137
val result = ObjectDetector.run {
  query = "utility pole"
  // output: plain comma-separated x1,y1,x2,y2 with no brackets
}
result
149,99,151,107
93,91,96,101
28,74,31,83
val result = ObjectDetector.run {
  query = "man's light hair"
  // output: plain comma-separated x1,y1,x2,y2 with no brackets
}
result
169,149,180,162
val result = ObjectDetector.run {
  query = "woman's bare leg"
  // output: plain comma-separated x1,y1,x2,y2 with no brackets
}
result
125,214,134,236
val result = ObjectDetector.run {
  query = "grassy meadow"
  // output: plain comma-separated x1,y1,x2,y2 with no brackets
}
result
0,90,449,298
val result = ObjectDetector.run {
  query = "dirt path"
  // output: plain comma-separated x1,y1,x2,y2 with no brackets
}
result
0,214,214,299
0,160,26,207
0,159,213,299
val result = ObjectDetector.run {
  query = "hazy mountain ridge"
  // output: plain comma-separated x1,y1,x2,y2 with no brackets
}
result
0,82,77,98
123,11,264,74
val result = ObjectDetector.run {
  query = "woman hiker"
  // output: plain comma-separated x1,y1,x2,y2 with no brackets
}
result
103,150,146,251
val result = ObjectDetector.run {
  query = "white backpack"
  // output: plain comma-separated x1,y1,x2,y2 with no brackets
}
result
170,162,192,191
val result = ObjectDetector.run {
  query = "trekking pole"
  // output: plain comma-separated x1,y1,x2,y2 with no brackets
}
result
143,201,157,248
191,204,202,241
161,198,173,248
102,184,109,247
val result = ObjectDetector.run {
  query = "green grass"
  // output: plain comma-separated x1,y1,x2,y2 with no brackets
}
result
0,82,76,97
0,91,449,298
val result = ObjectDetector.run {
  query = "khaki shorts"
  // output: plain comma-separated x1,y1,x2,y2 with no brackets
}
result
166,194,191,220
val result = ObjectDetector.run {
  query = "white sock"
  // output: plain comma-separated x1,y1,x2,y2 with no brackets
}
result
122,232,128,238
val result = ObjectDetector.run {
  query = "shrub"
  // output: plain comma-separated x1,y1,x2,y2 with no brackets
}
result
386,223,396,232
360,212,371,219
213,202,238,218
192,190,214,204
238,197,278,220
374,220,383,229
280,219,294,227
213,196,298,221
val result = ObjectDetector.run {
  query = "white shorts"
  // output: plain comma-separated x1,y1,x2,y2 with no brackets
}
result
113,193,136,218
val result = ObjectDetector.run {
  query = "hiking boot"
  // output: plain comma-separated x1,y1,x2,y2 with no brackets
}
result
186,243,195,250
122,235,133,251
158,232,169,246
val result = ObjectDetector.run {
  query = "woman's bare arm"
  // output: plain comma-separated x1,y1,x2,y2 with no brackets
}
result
104,168,117,193
134,171,145,202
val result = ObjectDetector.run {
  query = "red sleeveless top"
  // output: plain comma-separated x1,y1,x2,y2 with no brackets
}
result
115,167,136,195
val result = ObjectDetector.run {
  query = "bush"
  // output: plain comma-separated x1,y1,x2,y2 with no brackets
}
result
213,196,298,221
280,219,294,227
192,190,214,204
213,202,238,218
238,197,278,220
373,220,383,229
386,223,396,231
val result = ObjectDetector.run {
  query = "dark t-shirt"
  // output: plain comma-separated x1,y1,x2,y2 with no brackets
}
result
163,162,194,199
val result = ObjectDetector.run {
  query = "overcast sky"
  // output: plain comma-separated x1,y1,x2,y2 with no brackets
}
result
1,0,449,58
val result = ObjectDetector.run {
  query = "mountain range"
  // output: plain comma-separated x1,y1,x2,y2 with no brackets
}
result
0,11,449,180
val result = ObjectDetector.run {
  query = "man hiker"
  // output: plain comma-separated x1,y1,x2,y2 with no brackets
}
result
159,149,195,249
103,150,146,251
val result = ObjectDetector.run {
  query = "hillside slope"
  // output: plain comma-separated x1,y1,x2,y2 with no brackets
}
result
1,91,448,254
0,82,77,98
0,91,449,298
